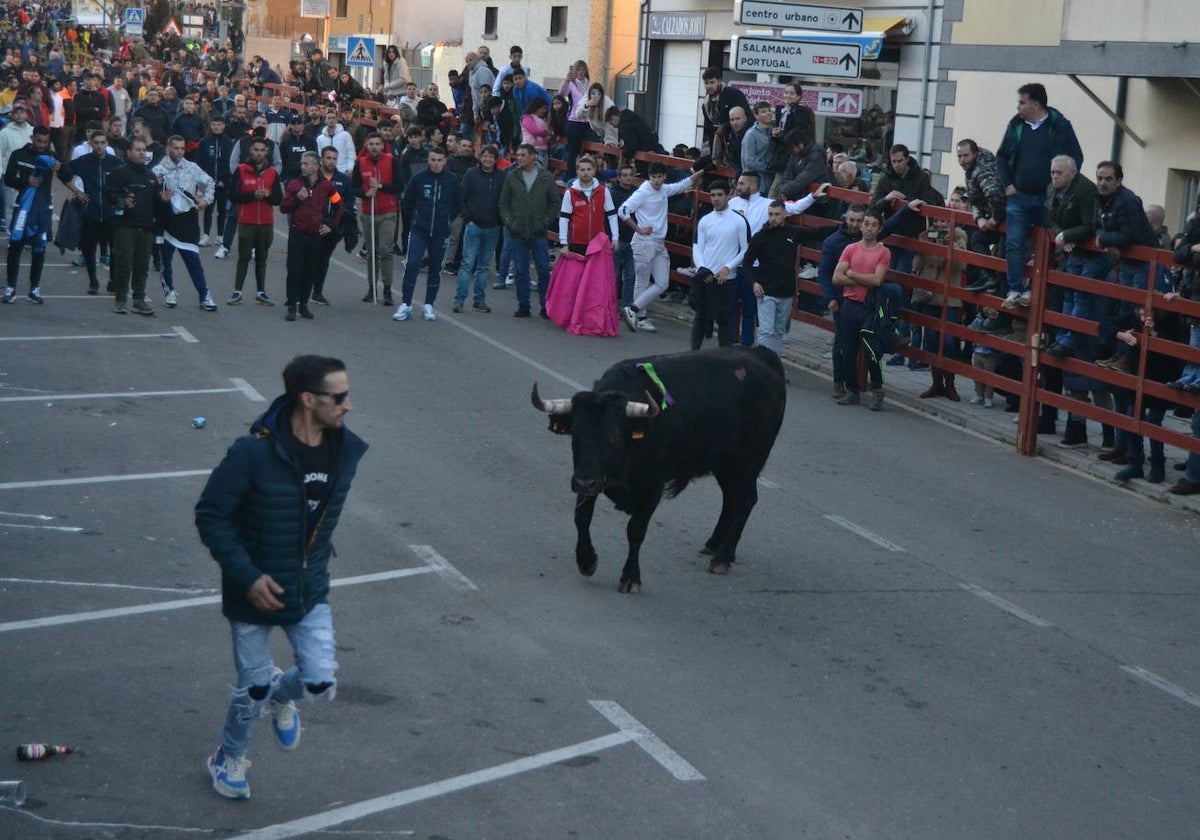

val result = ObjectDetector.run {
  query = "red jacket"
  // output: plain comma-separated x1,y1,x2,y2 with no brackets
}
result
561,183,614,247
281,175,344,235
232,162,282,225
351,151,401,215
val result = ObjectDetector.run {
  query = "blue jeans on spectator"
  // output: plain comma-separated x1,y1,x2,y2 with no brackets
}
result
401,228,447,306
736,274,757,346
220,602,337,758
497,228,513,282
1056,251,1113,348
511,234,550,312
456,223,500,304
1177,325,1200,386
614,240,635,308
756,294,793,355
1113,389,1167,467
1116,258,1150,318
1004,191,1047,293
161,240,210,299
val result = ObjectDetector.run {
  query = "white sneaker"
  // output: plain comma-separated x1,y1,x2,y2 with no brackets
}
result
1001,291,1021,309
505,273,515,287
798,263,819,279
983,398,994,408
1015,290,1031,307
392,303,412,321
200,292,217,311
622,305,638,332
198,234,211,247
636,318,657,333
968,395,984,405
164,290,179,307
422,303,436,321
213,246,229,260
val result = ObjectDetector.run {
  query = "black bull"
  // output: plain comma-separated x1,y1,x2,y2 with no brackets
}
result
533,346,787,593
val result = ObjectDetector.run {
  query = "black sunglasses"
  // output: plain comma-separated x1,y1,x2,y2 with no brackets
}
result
312,390,350,405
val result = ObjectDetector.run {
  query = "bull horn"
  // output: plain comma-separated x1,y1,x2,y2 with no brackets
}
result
625,391,660,418
531,382,572,414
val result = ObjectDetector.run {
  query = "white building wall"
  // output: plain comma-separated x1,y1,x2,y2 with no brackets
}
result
463,0,593,92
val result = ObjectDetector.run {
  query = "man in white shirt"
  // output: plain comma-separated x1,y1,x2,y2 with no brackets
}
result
688,179,748,349
314,111,355,175
617,161,702,332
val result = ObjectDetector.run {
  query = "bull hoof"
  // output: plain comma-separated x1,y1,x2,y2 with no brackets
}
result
708,561,731,575
617,580,641,593
698,544,718,556
576,550,598,577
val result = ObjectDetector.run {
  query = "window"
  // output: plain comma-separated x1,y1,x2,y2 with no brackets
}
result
550,6,567,40
335,0,347,17
483,7,497,38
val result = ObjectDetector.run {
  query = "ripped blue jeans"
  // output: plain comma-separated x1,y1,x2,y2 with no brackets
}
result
220,602,338,758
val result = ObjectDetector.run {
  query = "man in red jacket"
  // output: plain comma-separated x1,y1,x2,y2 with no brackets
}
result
280,152,343,321
228,138,282,306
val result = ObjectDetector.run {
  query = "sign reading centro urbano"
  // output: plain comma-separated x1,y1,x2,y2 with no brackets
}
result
735,0,863,33
732,35,861,79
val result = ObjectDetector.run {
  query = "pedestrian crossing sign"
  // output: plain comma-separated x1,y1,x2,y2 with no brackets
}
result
346,36,376,67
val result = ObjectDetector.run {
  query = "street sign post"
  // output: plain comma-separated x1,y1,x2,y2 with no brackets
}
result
731,35,861,79
735,1,862,33
345,35,376,67
123,7,144,36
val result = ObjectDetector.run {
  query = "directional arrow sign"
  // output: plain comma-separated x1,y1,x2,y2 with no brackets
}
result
777,30,884,60
731,35,862,79
736,1,863,33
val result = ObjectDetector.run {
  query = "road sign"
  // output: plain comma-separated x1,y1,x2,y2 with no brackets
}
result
813,89,862,117
161,17,182,38
345,36,376,67
123,7,143,35
778,30,884,60
736,1,862,33
731,35,861,79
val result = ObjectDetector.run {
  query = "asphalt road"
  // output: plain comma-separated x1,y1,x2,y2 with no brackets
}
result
1,227,1199,839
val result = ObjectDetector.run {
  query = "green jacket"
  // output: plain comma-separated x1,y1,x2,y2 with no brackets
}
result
499,165,558,238
1045,173,1097,245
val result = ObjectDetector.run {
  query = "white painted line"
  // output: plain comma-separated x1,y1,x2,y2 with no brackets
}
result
958,584,1054,628
823,514,906,552
41,294,111,299
0,511,54,520
0,386,241,404
0,522,85,533
1120,665,1200,710
0,566,438,633
229,700,701,840
409,545,478,591
296,226,589,395
0,577,215,595
171,325,200,343
230,377,267,402
757,477,780,489
0,330,188,342
589,700,706,781
0,469,212,491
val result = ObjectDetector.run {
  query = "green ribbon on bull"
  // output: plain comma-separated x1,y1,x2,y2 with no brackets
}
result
636,363,674,411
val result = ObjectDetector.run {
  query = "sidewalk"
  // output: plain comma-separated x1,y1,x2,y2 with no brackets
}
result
646,297,1200,516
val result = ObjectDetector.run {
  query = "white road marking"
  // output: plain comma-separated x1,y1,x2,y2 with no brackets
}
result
230,377,267,402
0,511,55,520
0,522,85,533
823,514,906,552
1120,665,1200,710
0,577,215,594
228,701,701,840
408,545,478,591
0,329,192,342
0,563,457,634
0,386,241,404
171,325,200,343
589,700,706,781
0,809,215,835
305,232,590,395
757,477,780,489
0,469,212,491
958,584,1054,628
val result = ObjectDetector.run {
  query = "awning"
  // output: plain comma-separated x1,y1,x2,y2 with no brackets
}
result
864,16,910,35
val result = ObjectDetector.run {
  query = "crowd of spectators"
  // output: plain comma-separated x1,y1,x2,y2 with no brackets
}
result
0,17,1197,489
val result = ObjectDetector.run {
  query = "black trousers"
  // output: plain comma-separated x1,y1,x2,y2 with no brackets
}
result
689,279,737,350
80,218,112,287
286,229,327,306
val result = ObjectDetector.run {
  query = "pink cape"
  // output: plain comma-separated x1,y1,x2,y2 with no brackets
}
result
545,233,619,337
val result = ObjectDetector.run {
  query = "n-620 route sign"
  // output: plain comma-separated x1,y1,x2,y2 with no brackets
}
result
732,35,861,79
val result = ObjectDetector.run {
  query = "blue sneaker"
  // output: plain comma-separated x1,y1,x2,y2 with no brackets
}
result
207,747,251,799
269,698,301,750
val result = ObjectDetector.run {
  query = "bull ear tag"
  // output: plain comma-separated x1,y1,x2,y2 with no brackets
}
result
548,417,571,435
630,430,645,439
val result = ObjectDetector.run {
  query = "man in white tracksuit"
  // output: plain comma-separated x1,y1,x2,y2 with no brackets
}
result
617,161,702,332
154,135,218,310
315,112,356,175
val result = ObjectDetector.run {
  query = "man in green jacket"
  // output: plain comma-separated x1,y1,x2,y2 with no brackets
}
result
499,143,558,317
1043,154,1102,359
